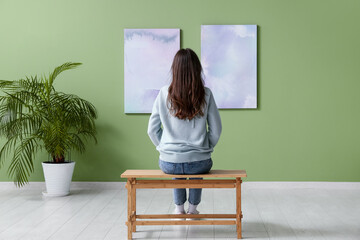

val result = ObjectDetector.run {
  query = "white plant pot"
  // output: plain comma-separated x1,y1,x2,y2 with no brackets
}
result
42,161,75,197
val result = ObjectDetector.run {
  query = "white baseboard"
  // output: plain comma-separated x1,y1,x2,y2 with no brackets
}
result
1,181,359,190
242,181,360,190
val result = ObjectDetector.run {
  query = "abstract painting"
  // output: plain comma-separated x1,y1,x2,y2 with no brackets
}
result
201,25,257,109
124,29,180,113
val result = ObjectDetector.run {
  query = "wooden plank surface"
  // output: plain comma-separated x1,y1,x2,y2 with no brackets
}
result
3,183,360,239
121,169,247,178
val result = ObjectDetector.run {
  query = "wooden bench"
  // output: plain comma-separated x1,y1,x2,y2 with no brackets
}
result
121,169,247,239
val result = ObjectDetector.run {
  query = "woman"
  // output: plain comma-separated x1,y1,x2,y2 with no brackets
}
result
147,48,222,215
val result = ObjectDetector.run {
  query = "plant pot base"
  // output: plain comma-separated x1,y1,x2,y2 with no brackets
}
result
42,191,70,197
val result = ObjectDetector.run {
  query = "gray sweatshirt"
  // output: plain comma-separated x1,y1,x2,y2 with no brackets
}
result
147,85,222,163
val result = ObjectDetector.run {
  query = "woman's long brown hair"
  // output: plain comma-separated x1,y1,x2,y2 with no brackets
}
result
168,48,206,120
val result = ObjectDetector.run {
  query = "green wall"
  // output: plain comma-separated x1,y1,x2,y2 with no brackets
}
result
0,0,359,182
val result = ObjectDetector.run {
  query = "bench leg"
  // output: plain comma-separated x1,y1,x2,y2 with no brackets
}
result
132,179,136,232
127,178,135,239
236,178,242,239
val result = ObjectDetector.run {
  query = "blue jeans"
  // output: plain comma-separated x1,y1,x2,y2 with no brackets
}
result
159,158,213,205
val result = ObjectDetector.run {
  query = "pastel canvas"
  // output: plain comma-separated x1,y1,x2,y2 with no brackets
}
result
124,29,180,113
201,25,257,109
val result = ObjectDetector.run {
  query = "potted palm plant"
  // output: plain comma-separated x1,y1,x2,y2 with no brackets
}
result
0,62,97,196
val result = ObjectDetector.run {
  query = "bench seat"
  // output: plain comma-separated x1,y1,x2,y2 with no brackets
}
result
121,169,247,178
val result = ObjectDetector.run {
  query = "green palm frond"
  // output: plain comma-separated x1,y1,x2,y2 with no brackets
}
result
49,62,82,87
0,62,97,186
8,136,39,187
0,135,18,167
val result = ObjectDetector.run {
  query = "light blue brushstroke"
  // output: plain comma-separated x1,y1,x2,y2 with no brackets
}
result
125,29,178,43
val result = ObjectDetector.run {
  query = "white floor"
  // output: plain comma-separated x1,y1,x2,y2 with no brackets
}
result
0,182,359,240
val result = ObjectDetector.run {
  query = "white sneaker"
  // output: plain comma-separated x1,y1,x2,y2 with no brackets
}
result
186,209,200,220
